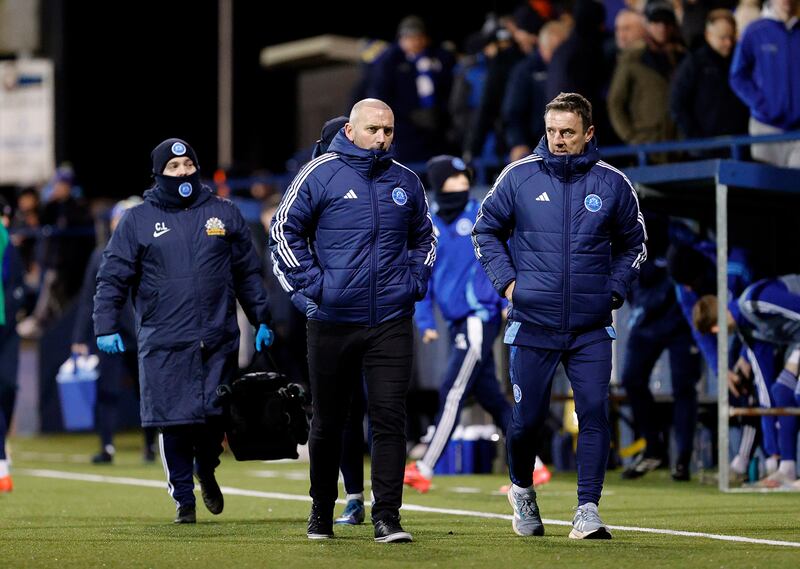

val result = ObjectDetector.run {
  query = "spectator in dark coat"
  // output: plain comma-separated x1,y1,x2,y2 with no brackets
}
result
546,0,616,145
503,20,571,161
670,9,749,144
367,16,456,163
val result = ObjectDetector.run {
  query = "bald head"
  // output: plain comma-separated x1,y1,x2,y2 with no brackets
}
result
538,21,569,64
346,98,395,151
615,8,646,50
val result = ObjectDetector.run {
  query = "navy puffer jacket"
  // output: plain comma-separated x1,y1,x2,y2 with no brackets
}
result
473,137,647,332
269,131,436,326
94,186,270,426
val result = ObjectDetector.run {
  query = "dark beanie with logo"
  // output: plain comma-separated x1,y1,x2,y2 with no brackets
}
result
426,155,471,194
151,138,200,175
426,155,472,224
151,138,203,208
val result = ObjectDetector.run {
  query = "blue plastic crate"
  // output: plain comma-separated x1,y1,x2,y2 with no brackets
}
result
56,355,99,431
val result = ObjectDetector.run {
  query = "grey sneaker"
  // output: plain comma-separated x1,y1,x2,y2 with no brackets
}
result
569,503,612,540
507,486,545,536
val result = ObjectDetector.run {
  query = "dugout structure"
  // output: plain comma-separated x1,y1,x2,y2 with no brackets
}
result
602,132,800,491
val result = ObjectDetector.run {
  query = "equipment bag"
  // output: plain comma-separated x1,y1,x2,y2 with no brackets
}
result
216,371,309,461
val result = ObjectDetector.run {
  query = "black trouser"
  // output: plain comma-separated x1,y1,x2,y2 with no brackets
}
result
307,317,413,523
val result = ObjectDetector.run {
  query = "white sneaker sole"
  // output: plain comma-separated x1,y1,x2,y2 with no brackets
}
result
307,533,333,540
374,531,413,543
569,526,612,540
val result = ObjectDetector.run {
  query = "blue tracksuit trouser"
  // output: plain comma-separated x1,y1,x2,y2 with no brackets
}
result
508,338,612,506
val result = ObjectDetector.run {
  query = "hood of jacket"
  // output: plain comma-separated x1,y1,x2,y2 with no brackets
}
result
534,135,600,182
327,130,395,179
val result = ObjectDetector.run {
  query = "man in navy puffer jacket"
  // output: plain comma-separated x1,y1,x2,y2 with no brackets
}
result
269,99,435,543
473,93,646,540
94,138,273,524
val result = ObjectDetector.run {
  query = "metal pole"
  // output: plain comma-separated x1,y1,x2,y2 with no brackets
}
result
218,0,233,169
716,178,730,491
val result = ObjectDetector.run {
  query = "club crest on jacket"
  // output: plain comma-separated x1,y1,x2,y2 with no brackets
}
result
205,217,226,236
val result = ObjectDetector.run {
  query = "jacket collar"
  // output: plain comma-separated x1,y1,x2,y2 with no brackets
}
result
534,135,599,182
327,130,395,179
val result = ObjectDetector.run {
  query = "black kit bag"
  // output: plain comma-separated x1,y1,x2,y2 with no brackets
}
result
215,371,309,461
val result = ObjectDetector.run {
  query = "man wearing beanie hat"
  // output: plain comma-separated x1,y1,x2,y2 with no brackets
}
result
404,157,551,494
94,138,275,523
270,99,435,543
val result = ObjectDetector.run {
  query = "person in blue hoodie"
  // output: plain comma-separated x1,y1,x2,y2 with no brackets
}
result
693,274,800,489
403,155,510,493
473,92,646,540
729,0,800,167
269,98,435,543
93,138,274,524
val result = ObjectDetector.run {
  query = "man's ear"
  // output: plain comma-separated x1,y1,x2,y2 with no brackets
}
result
344,123,355,142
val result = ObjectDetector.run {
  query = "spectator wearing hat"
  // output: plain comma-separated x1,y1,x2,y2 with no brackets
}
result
730,0,800,167
0,196,23,493
71,197,157,465
608,0,686,147
670,9,750,149
94,138,274,523
367,16,456,162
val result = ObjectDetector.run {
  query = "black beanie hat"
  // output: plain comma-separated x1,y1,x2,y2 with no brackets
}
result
426,155,471,193
151,138,199,175
312,116,349,158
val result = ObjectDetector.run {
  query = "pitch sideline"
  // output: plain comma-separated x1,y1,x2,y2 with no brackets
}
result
18,468,800,549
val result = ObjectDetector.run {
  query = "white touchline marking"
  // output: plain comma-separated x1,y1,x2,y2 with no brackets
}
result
18,469,800,549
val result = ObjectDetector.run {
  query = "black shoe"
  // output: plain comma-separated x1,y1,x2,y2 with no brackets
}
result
174,505,196,524
374,516,413,543
91,451,113,464
621,454,663,480
307,503,334,540
196,472,224,515
142,447,156,464
671,461,691,482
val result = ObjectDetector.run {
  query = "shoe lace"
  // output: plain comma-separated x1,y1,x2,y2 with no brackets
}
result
574,506,601,527
517,496,538,519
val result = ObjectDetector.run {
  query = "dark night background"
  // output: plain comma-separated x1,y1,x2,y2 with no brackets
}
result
36,1,519,199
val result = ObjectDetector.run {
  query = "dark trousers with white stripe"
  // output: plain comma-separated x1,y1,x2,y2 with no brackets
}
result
621,326,701,463
508,339,612,506
307,317,413,523
159,417,226,509
420,316,510,471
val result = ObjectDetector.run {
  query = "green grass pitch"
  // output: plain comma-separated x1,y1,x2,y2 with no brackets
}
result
1,432,798,568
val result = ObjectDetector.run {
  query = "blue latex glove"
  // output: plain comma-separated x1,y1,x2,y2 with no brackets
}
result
255,323,274,352
97,333,125,354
